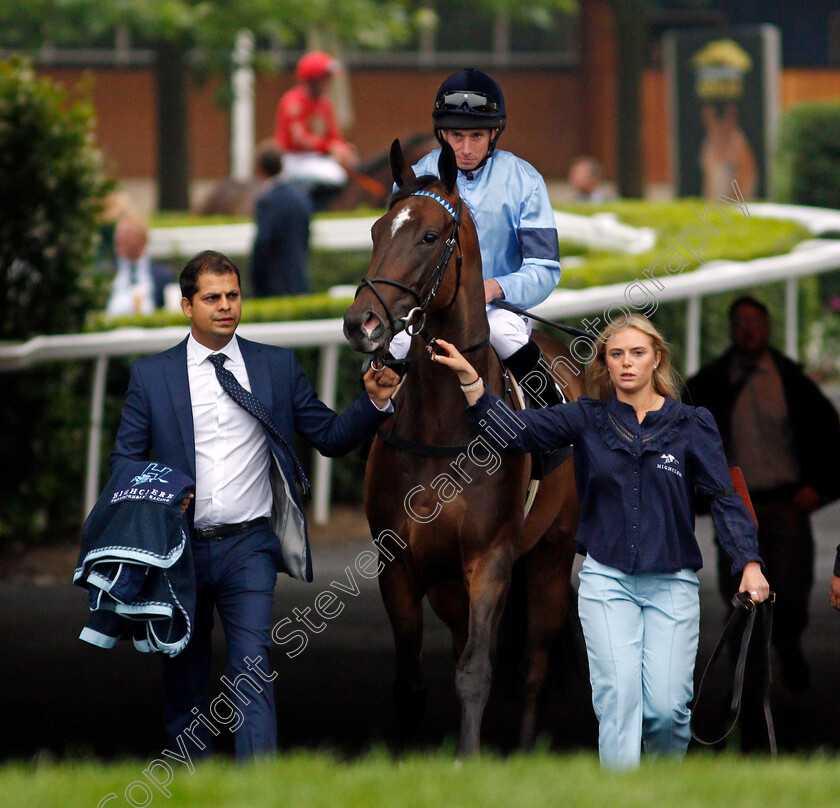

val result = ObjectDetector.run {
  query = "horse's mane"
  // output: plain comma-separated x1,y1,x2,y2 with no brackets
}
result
388,175,440,210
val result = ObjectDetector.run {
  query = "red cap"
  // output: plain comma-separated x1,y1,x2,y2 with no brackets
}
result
295,51,339,82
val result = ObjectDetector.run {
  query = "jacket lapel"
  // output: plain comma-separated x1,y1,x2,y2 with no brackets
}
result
240,337,274,415
164,338,196,479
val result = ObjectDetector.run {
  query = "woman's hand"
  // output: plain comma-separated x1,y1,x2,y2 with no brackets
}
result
427,338,485,404
426,339,477,381
830,575,840,610
739,561,771,603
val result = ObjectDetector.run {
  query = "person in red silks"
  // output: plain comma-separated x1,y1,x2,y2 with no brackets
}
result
273,51,358,199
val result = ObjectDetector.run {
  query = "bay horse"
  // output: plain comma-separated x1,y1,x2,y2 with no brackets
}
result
342,139,584,755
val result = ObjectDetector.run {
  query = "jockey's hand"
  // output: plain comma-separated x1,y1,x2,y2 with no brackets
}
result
180,494,194,516
363,365,401,409
483,278,504,304
738,561,770,603
830,575,840,610
793,484,822,513
329,140,358,168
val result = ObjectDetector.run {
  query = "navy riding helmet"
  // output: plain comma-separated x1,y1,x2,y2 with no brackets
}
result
432,68,506,154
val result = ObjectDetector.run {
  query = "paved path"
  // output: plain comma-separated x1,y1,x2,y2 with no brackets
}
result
3,507,839,762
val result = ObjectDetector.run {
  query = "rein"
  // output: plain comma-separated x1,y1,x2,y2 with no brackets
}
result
488,299,596,343
690,591,777,755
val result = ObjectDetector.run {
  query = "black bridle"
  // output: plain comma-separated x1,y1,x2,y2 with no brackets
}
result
354,190,465,353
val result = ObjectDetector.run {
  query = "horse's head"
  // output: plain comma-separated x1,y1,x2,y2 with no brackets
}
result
343,139,476,358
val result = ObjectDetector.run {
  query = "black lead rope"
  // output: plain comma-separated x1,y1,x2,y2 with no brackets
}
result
690,591,777,756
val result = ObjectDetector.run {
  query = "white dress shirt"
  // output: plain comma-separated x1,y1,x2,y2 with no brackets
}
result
187,334,273,527
106,255,155,317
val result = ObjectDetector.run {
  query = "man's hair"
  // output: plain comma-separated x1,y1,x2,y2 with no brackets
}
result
180,251,241,301
729,295,768,321
256,140,282,178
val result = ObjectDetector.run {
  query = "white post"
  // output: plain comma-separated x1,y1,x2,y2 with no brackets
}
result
85,356,109,519
785,276,799,360
231,30,255,181
685,295,702,377
312,344,340,525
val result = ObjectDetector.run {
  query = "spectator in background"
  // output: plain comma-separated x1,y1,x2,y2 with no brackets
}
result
106,215,173,317
250,141,313,298
97,191,138,270
686,296,840,696
568,156,615,203
273,50,358,200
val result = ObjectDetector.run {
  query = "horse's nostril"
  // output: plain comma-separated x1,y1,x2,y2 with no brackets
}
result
362,314,381,338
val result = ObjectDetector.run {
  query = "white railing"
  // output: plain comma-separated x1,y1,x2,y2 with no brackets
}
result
4,204,840,525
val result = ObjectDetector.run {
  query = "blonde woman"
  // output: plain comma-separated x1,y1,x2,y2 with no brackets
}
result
430,314,769,768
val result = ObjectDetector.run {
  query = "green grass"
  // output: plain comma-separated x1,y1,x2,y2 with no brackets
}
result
4,751,840,808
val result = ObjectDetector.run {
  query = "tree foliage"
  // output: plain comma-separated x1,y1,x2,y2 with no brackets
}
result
0,57,109,339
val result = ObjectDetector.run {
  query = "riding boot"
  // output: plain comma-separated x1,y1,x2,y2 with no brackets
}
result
503,340,563,409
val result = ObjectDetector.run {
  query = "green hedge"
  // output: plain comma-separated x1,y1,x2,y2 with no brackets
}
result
0,58,110,549
553,200,815,368
6,201,823,548
775,101,840,210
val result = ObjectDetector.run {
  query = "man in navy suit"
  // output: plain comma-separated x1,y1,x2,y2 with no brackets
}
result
112,250,399,760
250,141,313,298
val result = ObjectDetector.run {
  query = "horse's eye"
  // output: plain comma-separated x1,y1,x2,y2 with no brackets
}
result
422,232,438,244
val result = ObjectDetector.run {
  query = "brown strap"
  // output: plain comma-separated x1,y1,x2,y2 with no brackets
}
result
730,465,759,527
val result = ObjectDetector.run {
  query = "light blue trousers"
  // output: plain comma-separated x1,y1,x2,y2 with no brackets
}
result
578,555,700,769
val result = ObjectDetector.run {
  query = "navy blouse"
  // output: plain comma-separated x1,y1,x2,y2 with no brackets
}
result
470,392,762,576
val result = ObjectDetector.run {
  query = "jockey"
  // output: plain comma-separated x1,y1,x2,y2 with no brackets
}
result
389,68,562,407
273,51,358,193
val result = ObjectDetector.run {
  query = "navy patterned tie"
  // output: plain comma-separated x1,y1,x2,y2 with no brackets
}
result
208,353,311,498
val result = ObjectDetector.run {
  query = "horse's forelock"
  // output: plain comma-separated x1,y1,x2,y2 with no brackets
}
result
387,174,441,210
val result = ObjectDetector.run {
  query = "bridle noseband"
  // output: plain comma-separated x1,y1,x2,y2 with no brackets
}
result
354,190,464,344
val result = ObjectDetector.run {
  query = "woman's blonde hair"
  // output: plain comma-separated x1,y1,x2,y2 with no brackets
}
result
585,314,681,400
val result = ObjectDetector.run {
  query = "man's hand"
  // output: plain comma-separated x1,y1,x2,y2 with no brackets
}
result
483,278,503,304
180,494,194,516
793,484,822,513
363,366,401,408
830,575,840,610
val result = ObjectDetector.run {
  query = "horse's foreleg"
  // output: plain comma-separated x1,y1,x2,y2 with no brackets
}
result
428,581,470,660
456,546,515,756
519,536,574,750
378,560,427,748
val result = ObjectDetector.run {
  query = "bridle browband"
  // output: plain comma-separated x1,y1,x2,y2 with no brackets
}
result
354,190,465,346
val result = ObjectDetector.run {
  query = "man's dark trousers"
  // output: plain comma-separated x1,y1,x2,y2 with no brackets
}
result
164,523,281,760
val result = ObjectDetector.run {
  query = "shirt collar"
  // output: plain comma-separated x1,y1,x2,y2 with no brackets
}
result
187,333,243,368
608,394,676,429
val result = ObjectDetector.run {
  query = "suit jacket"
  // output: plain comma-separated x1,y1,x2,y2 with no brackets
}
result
112,335,388,581
151,261,174,309
250,181,313,298
686,347,840,505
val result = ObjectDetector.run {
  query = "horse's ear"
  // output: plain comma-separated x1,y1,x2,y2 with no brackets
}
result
390,139,414,188
438,140,457,194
